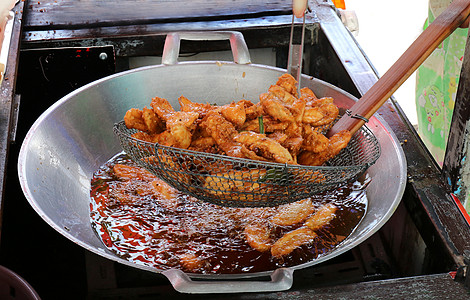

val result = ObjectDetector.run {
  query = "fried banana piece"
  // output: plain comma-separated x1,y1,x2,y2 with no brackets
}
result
153,130,177,147
260,92,295,123
150,179,177,200
142,106,164,133
271,199,316,226
203,169,266,197
268,131,289,144
289,97,307,123
244,102,264,120
150,179,179,210
131,131,160,143
241,116,289,133
113,164,156,182
271,227,317,258
199,112,246,158
178,95,213,117
239,145,270,162
165,111,199,149
220,101,246,128
142,152,179,173
268,85,297,105
179,253,205,272
302,131,329,153
282,136,303,159
302,97,339,126
233,131,295,164
275,73,299,98
297,130,352,166
124,108,148,132
304,203,337,231
302,106,325,124
299,87,318,102
189,136,218,153
244,223,273,252
150,96,175,120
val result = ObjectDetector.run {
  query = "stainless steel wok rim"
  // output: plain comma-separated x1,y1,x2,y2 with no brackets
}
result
16,60,407,281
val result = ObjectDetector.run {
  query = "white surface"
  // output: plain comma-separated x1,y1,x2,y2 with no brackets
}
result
346,0,429,125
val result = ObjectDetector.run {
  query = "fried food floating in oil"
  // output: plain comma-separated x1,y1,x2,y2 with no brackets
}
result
244,223,273,252
113,164,156,182
271,227,317,258
305,203,337,231
179,253,206,272
271,199,316,226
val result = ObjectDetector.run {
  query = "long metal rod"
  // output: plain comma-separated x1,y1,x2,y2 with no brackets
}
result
287,12,306,96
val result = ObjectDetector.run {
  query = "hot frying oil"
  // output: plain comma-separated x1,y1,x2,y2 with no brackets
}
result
90,153,367,274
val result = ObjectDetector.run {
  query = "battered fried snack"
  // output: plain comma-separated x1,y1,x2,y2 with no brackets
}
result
244,222,273,252
305,203,337,231
271,199,316,226
271,227,317,258
124,74,350,167
298,130,352,166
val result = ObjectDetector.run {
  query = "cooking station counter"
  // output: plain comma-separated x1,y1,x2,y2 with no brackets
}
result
1,0,470,298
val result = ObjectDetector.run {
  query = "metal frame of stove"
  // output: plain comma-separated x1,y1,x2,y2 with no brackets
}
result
2,0,470,298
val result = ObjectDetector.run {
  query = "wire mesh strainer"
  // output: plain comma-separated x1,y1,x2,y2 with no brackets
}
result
114,121,380,207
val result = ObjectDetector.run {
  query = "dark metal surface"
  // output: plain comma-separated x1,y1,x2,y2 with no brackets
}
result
1,0,469,297
25,0,293,28
0,0,23,233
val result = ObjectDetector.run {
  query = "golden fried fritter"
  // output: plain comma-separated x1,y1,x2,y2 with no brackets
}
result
124,108,148,132
113,164,156,182
302,131,329,153
271,199,316,226
124,73,348,168
244,223,273,252
298,130,352,166
179,95,213,117
260,93,295,123
220,101,246,128
131,131,160,143
300,87,318,102
233,131,295,164
275,73,299,98
271,227,317,258
150,96,175,120
241,116,289,133
268,85,297,105
244,102,264,120
142,106,164,133
302,97,339,126
304,203,337,231
199,112,246,158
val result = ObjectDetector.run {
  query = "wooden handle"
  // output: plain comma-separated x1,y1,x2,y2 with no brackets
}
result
327,0,470,137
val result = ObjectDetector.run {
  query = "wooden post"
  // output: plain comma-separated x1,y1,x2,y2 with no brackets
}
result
442,27,470,212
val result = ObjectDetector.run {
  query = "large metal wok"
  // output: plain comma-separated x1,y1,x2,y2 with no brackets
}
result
18,32,406,294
